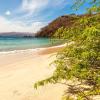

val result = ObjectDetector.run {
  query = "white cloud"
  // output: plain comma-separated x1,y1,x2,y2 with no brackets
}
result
0,16,45,33
5,10,11,16
22,0,48,11
0,0,68,33
16,0,67,18
20,0,49,16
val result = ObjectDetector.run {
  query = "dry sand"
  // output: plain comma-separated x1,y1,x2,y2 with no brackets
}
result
0,46,66,100
0,44,100,100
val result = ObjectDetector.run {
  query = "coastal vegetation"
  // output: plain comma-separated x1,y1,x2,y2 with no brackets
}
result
34,0,100,100
36,15,78,37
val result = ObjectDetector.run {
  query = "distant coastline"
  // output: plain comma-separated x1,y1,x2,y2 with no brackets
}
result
0,32,35,38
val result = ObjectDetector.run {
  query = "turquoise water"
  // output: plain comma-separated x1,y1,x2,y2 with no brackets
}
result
0,37,53,52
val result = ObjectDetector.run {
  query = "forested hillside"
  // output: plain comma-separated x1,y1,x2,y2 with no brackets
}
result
36,14,96,37
36,15,79,37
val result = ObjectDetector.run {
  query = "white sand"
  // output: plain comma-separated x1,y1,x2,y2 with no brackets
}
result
0,48,66,100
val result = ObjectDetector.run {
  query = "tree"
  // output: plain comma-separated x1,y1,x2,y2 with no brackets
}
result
72,0,100,14
34,1,100,100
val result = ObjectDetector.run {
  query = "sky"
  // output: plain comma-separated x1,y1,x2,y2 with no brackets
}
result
0,0,89,33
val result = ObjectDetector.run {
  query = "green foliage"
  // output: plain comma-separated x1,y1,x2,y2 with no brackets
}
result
34,1,100,100
72,0,100,14
34,14,100,99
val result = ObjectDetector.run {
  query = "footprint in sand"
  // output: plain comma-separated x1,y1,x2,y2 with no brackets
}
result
13,90,21,96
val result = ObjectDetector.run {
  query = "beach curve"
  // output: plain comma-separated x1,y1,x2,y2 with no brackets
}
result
0,44,66,100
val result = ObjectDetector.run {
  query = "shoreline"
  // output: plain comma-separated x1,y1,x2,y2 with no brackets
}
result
0,43,66,54
1,43,99,100
0,44,66,100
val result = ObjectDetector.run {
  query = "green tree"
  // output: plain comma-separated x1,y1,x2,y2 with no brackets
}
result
34,1,100,100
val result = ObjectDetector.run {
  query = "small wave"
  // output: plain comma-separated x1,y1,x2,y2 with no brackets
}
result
0,43,68,54
0,48,45,54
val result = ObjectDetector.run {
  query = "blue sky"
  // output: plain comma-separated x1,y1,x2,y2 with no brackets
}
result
0,0,90,33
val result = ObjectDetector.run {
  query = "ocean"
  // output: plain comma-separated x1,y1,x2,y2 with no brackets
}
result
0,37,54,52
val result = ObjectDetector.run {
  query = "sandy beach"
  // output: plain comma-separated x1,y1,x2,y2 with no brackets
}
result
0,45,66,100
